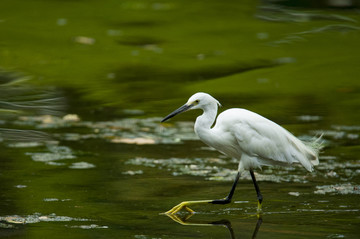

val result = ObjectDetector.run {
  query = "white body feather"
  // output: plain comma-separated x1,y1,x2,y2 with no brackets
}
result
190,93,320,173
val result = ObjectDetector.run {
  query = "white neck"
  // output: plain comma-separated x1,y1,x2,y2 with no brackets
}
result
194,103,218,140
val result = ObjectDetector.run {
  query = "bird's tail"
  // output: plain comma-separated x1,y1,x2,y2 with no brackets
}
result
304,133,324,166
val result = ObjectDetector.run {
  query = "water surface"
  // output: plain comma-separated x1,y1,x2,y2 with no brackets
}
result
0,0,360,238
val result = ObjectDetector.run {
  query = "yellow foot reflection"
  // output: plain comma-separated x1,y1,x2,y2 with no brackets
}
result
163,211,263,239
165,213,196,226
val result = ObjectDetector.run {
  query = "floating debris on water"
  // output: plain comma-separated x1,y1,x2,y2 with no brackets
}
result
327,234,346,239
17,115,80,129
312,125,360,143
47,161,67,166
288,192,300,196
60,133,83,141
297,115,322,122
0,213,90,225
332,125,360,131
314,183,360,195
63,114,81,122
2,216,25,224
42,198,71,202
126,157,235,181
110,137,156,145
11,115,197,144
27,152,74,162
26,145,76,163
126,157,315,183
122,170,144,175
7,141,44,148
73,36,96,45
316,158,360,181
234,201,249,204
134,235,152,239
122,109,144,115
0,222,17,228
43,198,59,202
69,162,96,169
4,113,360,185
66,224,109,229
325,171,339,178
14,185,27,189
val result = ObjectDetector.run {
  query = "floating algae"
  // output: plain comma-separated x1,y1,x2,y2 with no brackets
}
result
69,162,96,169
11,115,197,144
66,224,108,229
125,157,316,183
26,145,76,163
0,213,90,225
314,184,360,195
4,110,360,186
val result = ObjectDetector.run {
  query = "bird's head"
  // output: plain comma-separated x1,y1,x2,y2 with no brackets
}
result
161,92,221,122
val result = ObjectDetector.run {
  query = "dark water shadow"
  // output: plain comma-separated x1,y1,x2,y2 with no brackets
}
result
114,59,280,83
164,213,262,239
112,60,284,104
117,35,165,46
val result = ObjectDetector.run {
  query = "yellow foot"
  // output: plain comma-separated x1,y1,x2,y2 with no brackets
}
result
184,206,195,214
164,200,212,215
164,202,190,215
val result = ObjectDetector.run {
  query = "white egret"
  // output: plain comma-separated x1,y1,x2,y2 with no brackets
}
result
161,92,322,214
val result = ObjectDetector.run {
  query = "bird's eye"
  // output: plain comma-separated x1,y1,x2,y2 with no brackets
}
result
194,100,200,104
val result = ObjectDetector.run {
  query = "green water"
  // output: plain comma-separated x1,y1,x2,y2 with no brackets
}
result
1,0,360,238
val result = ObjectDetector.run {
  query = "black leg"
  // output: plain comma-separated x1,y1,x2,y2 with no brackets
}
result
211,220,235,239
249,170,263,205
252,217,263,239
211,172,240,205
164,172,241,214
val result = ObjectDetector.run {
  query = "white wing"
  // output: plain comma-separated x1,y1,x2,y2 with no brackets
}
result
215,109,319,172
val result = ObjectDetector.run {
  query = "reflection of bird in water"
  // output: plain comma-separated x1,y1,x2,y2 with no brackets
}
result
166,213,262,239
161,92,322,214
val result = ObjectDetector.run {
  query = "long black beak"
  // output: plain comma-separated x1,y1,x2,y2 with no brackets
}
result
161,104,193,122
